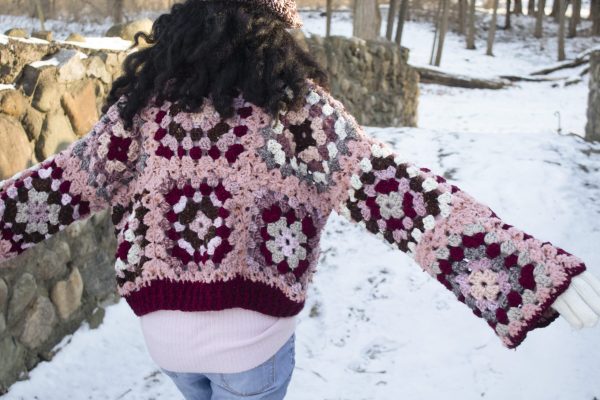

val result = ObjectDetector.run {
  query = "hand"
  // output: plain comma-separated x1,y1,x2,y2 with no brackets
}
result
550,271,600,329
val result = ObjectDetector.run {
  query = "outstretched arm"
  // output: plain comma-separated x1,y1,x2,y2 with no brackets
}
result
269,79,598,349
0,97,142,265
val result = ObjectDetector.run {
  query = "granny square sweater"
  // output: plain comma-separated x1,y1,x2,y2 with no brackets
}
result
0,78,587,349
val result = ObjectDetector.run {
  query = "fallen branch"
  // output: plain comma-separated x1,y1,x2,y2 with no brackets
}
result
529,46,598,76
563,65,590,87
530,58,588,76
412,65,510,89
499,74,566,82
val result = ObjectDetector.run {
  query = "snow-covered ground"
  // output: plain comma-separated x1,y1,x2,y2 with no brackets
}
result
2,9,600,400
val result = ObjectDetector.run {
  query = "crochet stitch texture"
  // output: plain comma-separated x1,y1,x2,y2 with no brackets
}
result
0,79,587,349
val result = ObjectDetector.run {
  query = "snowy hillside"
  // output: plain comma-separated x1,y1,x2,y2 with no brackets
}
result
2,9,600,400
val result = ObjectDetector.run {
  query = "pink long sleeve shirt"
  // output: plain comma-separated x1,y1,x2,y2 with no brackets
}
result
140,309,297,373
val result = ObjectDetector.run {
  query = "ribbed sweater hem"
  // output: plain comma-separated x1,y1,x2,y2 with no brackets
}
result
124,276,305,317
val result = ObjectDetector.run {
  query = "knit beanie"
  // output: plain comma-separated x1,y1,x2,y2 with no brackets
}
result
208,0,303,28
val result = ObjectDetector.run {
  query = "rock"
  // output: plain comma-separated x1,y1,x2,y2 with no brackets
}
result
22,105,45,141
18,62,57,97
86,306,105,329
62,80,99,136
0,278,7,312
4,28,28,38
99,52,120,76
65,33,86,42
0,313,5,334
0,114,33,180
0,88,26,118
7,273,37,324
105,18,153,41
78,250,118,300
0,336,25,386
33,240,70,281
36,110,77,160
20,296,57,349
32,80,61,112
31,30,53,42
54,49,87,83
0,36,55,85
86,55,112,84
50,267,84,320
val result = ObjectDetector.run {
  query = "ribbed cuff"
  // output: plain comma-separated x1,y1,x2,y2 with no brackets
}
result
124,276,305,317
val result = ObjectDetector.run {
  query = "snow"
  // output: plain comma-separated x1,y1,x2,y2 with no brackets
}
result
0,33,49,45
55,36,135,52
0,84,15,91
2,8,600,400
29,58,59,68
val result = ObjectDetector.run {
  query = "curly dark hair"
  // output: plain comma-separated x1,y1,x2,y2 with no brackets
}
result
103,0,329,130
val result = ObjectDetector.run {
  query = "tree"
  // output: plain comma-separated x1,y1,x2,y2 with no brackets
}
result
568,0,581,37
466,0,476,49
557,0,566,60
395,0,409,45
527,0,536,15
534,0,546,38
113,0,125,24
386,0,398,40
514,0,523,14
458,0,467,34
326,0,333,37
505,0,512,29
593,0,600,36
486,0,499,56
434,0,449,66
549,0,559,20
353,0,382,39
31,0,45,31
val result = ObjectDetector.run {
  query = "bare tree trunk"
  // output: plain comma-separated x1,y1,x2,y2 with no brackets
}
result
486,0,499,55
353,0,382,39
113,0,125,24
549,0,559,20
458,0,467,34
557,0,566,60
395,0,409,45
326,0,333,37
567,0,580,37
430,0,443,64
466,0,476,48
593,0,600,35
527,0,536,15
505,0,512,28
434,0,449,66
591,0,598,22
386,0,399,40
32,0,45,31
534,0,546,37
514,0,523,13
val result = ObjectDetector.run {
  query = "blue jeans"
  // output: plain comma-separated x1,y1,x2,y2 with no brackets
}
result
161,333,296,399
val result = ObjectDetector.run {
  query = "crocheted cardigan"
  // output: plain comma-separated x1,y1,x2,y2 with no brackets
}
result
0,79,587,349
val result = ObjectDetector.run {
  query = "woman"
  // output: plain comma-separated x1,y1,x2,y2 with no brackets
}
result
1,0,599,399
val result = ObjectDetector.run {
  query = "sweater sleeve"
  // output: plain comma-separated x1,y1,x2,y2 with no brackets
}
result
266,79,587,349
0,98,142,265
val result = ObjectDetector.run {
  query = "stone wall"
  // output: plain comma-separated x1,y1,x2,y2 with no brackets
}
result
0,25,419,393
586,51,600,142
0,35,127,393
293,32,419,127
